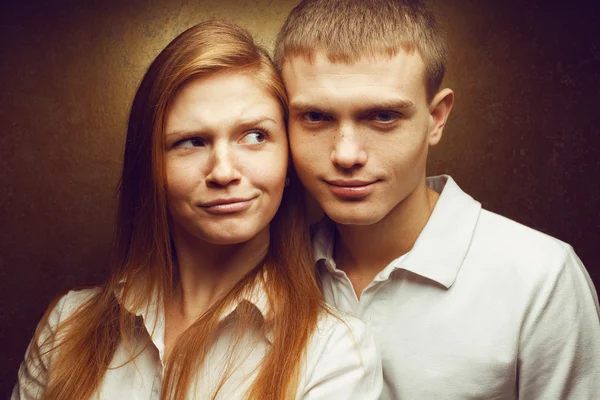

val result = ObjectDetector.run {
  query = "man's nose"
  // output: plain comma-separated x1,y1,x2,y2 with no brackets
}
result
330,124,367,170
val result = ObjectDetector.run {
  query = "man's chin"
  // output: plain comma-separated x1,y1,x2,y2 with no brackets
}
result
324,209,384,227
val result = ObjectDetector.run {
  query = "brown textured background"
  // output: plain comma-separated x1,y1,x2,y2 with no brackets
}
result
1,0,598,395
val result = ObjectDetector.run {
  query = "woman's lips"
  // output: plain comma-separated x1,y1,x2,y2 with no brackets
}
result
200,198,255,214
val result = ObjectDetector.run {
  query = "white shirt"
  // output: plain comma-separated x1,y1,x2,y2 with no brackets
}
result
314,175,600,400
13,282,383,399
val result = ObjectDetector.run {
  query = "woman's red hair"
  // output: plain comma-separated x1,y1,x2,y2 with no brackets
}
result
28,20,324,400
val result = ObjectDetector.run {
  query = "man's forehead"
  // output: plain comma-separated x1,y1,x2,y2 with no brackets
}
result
281,50,428,102
281,48,423,73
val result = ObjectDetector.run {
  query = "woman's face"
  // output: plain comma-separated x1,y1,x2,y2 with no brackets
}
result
164,72,288,245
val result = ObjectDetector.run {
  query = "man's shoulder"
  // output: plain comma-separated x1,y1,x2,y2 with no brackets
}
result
478,207,564,244
429,174,576,284
470,208,574,280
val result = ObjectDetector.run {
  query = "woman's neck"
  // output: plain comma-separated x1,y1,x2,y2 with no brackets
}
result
168,225,269,321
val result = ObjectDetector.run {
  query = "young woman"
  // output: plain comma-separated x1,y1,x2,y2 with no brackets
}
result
13,21,381,400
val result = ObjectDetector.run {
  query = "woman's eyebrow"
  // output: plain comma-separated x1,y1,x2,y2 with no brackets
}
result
165,117,278,138
165,128,202,138
235,116,279,127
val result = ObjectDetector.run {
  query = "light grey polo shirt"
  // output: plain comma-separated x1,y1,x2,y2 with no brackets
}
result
314,175,600,399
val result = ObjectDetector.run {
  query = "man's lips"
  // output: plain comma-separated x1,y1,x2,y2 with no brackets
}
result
324,179,378,198
199,197,256,214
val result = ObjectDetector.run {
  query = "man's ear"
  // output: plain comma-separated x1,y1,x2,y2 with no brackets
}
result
428,88,454,146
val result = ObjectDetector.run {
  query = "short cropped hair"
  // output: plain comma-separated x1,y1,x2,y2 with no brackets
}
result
274,0,447,100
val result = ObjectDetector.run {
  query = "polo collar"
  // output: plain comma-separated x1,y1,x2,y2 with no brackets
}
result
313,175,481,289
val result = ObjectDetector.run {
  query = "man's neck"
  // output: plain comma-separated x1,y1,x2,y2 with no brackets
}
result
334,181,439,297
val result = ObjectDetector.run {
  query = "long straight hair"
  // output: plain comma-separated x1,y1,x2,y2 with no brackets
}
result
29,20,324,400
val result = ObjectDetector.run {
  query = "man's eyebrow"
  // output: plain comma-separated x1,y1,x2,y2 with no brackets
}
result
361,99,416,111
288,101,335,115
289,99,416,115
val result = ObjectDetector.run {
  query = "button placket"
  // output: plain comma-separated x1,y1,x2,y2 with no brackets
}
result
359,279,390,331
151,372,162,399
328,260,362,314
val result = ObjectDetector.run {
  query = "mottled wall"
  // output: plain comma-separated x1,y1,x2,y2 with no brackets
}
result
1,0,598,395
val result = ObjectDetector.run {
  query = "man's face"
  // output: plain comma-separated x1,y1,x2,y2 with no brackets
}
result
283,51,442,226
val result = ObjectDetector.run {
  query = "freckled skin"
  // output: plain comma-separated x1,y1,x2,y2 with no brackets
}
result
283,51,450,227
164,73,288,245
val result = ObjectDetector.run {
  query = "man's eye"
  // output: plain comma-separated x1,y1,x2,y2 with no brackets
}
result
302,112,329,122
373,111,400,122
240,131,266,145
176,138,204,148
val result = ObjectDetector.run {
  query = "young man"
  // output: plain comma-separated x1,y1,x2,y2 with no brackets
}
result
275,0,600,398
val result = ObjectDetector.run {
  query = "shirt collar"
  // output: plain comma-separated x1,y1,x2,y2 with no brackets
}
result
114,283,167,360
313,175,481,288
219,278,271,323
114,274,274,359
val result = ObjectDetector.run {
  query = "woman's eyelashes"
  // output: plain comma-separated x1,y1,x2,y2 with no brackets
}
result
174,137,205,149
171,128,270,150
238,129,269,145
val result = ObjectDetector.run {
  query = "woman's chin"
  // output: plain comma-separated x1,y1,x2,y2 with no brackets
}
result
195,226,269,247
203,234,256,246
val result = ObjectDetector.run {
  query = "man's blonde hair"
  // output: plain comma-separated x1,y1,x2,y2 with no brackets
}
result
275,0,447,100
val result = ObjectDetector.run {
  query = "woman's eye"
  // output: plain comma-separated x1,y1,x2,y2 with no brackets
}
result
176,138,204,148
373,111,400,122
174,138,205,148
240,131,266,145
302,111,329,123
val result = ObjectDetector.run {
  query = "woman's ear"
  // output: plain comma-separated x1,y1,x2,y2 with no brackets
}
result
428,88,454,146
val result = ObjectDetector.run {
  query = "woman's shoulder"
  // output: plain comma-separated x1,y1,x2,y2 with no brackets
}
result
12,287,104,399
61,287,101,306
46,287,102,328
